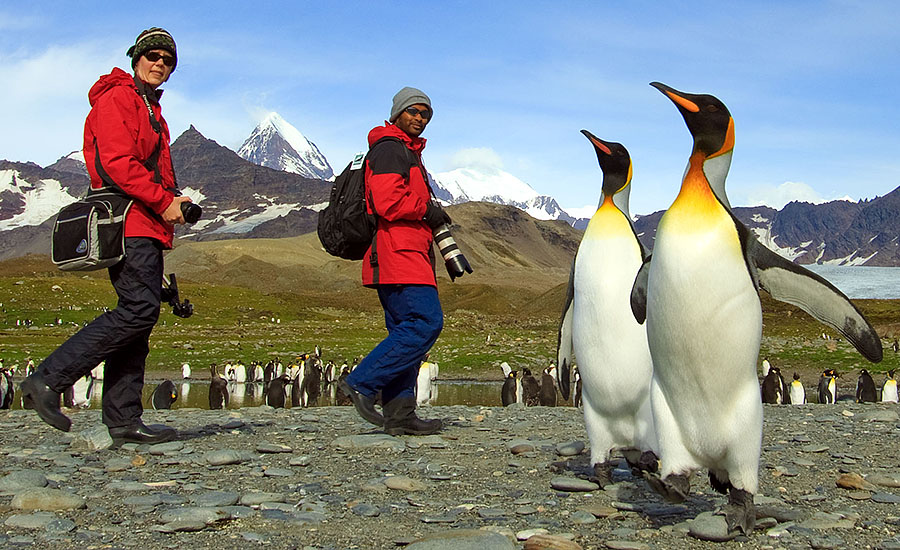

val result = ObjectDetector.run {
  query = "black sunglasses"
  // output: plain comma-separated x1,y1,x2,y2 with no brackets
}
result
144,51,176,67
404,106,432,120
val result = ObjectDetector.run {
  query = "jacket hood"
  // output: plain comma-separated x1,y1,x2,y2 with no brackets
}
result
368,123,426,154
88,67,164,106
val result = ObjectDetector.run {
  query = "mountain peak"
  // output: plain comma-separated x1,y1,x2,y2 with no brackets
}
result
238,112,334,180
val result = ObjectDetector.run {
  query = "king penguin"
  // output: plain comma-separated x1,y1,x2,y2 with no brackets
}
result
151,380,178,410
882,370,898,403
856,369,877,402
556,131,658,486
789,373,806,405
630,82,883,535
818,369,837,404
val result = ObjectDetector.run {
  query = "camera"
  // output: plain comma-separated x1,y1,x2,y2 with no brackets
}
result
161,273,193,318
433,223,473,281
180,201,202,224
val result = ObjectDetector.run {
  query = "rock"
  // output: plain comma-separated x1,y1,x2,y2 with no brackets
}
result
205,449,244,466
688,512,736,542
384,476,427,491
801,444,830,453
809,535,845,549
858,410,900,423
45,518,77,533
351,503,381,517
262,467,292,477
836,472,877,491
406,529,515,550
517,528,550,540
4,512,58,529
550,477,599,492
556,441,585,456
0,470,48,494
332,434,405,451
68,425,113,451
11,488,86,511
873,493,900,504
569,510,596,524
800,512,856,530
124,494,164,507
509,439,536,454
158,506,229,525
149,441,185,455
605,541,650,550
523,534,582,550
477,507,508,519
189,491,240,507
580,504,618,518
256,442,292,453
869,473,900,488
240,492,286,506
289,455,312,467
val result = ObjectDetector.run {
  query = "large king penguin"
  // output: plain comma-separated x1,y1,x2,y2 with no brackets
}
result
630,82,883,535
557,131,658,486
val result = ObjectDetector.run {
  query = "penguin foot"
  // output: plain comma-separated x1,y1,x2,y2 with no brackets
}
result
589,461,615,489
723,487,755,535
708,471,732,495
626,450,659,476
644,472,690,503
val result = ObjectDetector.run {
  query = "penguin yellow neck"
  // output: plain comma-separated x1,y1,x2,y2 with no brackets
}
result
668,152,723,217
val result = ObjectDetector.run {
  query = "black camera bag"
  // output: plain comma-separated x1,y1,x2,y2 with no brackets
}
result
51,189,133,271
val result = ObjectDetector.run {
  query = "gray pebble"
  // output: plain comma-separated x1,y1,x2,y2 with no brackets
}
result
189,491,240,507
124,494,164,507
688,512,736,542
556,440,585,456
149,441,185,455
256,442,292,453
351,503,381,517
289,455,312,467
263,467,292,477
569,510,597,524
45,518,77,534
0,470,48,494
873,493,900,504
11,488,85,511
406,529,515,550
550,476,599,492
158,506,229,525
476,507,507,519
4,512,58,529
206,449,244,466
810,535,845,550
240,492,286,506
332,434,404,450
606,541,650,550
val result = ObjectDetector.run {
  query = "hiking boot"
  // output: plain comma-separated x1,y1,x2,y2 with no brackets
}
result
339,379,384,426
383,395,442,436
20,372,71,432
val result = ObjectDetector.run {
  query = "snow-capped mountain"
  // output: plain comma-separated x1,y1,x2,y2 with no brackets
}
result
238,112,334,181
432,166,576,225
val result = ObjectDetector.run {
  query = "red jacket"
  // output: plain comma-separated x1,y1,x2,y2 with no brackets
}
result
362,123,436,286
83,68,176,248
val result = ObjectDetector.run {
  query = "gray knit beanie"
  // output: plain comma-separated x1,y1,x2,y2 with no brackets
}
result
127,27,177,71
390,87,431,122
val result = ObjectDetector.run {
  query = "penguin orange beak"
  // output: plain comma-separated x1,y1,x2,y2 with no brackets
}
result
581,129,612,155
650,82,699,112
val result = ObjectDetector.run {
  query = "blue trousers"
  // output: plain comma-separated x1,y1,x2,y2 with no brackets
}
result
40,237,163,428
347,284,443,404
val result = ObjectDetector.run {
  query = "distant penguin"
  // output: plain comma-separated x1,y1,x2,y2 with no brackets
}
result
209,364,229,409
501,371,519,406
335,366,352,406
856,369,877,403
789,373,806,405
760,364,787,404
556,130,658,486
0,369,14,409
818,369,837,404
181,363,191,379
882,370,898,403
301,360,322,407
893,338,899,353
152,380,178,410
521,368,541,406
417,356,439,407
263,361,276,386
291,371,302,407
64,374,94,408
629,83,882,536
267,375,288,408
539,366,557,406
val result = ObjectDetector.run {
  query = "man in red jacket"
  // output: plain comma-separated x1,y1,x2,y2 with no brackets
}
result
340,87,451,435
21,28,192,445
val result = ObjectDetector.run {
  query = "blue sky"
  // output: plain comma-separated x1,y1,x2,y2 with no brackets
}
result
1,1,898,216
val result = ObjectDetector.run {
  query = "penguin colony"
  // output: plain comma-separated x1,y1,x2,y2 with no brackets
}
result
557,82,884,536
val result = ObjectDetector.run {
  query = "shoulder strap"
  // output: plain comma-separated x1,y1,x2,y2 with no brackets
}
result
367,136,435,198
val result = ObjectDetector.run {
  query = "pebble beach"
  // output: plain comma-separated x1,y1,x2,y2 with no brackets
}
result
2,401,900,549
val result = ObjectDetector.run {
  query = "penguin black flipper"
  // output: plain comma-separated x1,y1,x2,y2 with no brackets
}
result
556,257,576,400
744,236,883,363
630,255,651,325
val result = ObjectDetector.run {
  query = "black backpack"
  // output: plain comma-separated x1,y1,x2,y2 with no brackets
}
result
317,137,404,260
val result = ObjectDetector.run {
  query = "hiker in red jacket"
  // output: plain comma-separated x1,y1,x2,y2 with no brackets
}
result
21,28,192,445
340,87,450,435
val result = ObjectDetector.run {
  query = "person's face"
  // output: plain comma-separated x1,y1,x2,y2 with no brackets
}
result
134,49,174,89
394,103,431,137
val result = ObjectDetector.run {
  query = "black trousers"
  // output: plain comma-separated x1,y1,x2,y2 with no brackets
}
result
40,237,163,428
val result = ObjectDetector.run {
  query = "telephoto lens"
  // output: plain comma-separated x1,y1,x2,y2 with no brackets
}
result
433,223,473,281
180,201,202,224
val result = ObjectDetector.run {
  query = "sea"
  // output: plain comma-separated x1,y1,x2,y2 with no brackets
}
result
805,265,900,299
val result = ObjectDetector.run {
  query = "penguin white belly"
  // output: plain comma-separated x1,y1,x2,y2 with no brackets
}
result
573,216,656,464
647,209,762,492
883,381,898,403
789,382,806,404
416,365,432,406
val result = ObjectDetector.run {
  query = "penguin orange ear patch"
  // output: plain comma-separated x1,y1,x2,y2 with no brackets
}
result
665,90,700,113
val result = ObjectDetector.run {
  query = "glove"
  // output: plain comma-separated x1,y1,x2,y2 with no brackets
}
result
423,201,452,230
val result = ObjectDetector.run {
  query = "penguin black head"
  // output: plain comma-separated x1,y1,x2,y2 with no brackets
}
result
650,82,734,159
889,369,896,378
581,129,632,200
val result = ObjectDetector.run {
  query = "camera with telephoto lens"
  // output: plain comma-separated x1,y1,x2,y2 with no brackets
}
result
180,201,202,224
433,223,473,281
161,273,193,318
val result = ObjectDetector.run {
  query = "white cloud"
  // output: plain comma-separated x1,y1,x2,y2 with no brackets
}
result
743,181,853,209
564,204,599,219
448,147,504,172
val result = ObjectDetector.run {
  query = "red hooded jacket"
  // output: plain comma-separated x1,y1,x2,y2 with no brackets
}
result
362,123,436,287
83,67,177,248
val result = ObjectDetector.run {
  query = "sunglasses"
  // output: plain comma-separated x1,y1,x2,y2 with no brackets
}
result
404,106,432,120
144,51,176,67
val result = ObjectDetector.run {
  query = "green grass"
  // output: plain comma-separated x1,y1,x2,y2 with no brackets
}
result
2,274,898,383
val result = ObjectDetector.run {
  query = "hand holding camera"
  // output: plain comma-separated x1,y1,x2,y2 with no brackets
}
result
423,201,451,229
433,223,473,282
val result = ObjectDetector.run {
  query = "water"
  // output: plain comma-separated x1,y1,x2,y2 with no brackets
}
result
805,265,900,299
